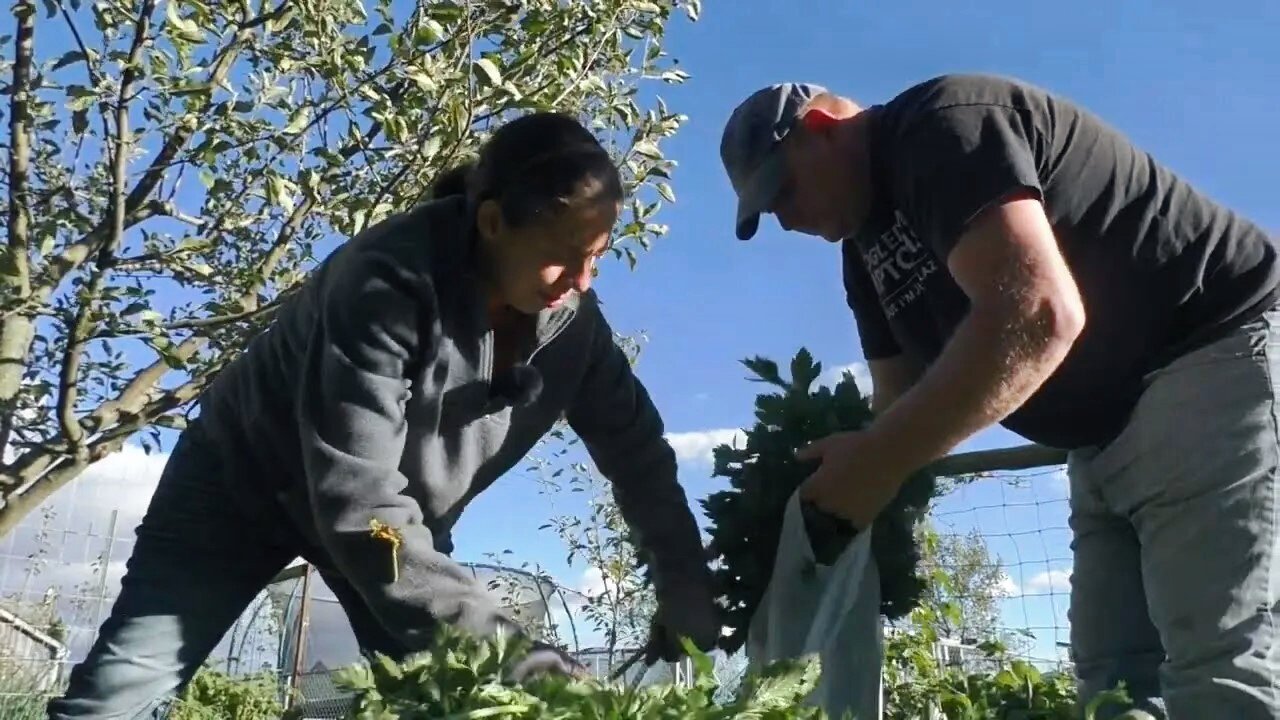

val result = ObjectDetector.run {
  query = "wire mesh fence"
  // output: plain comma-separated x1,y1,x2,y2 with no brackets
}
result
0,444,1073,714
918,462,1074,675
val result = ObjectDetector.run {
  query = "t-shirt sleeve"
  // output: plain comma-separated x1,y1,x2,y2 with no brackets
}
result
892,104,1044,260
842,241,901,360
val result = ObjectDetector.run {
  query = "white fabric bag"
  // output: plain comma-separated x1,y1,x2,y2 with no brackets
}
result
745,490,884,720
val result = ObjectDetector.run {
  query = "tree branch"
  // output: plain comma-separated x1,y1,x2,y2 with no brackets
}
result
79,336,205,437
55,0,157,452
0,451,95,538
110,247,199,272
88,372,210,450
0,0,37,406
1,201,167,319
56,269,107,451
243,199,315,308
236,0,291,31
104,0,159,272
0,407,13,463
72,198,312,436
0,349,214,490
89,291,292,340
38,7,258,295
58,0,104,88
5,0,34,298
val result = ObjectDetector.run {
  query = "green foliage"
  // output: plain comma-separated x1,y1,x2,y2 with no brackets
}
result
0,0,699,532
881,552,1133,720
701,349,936,653
915,525,1030,656
337,623,828,719
167,666,283,720
538,462,657,659
882,623,1131,720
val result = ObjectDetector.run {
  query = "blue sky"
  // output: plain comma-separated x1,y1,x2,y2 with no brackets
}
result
5,0,1279,676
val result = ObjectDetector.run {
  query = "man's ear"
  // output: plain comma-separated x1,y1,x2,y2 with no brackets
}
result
800,107,840,135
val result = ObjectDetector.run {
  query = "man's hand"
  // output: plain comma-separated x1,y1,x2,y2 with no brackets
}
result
795,430,909,531
642,579,721,665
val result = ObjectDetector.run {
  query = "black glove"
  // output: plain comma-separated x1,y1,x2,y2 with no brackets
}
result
509,640,588,683
642,578,721,665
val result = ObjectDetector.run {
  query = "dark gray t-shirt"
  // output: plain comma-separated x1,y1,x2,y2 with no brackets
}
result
843,74,1279,449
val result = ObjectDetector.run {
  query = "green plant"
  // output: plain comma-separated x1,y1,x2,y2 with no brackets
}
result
167,666,283,720
541,462,657,660
882,621,1131,720
337,624,829,719
701,349,936,653
914,524,1031,660
881,559,1133,720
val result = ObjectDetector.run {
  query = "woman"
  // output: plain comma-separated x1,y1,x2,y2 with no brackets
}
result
48,112,720,718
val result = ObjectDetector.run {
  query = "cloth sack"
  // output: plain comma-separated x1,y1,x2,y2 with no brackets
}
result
746,490,884,719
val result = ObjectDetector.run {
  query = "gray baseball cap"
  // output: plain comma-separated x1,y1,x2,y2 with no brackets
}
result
719,82,828,240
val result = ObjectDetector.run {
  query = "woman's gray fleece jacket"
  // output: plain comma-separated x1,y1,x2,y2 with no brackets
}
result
197,196,711,650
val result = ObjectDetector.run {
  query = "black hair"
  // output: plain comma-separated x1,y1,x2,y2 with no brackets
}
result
428,162,475,199
428,112,623,229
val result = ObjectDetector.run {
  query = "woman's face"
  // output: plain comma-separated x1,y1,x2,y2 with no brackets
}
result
478,199,619,315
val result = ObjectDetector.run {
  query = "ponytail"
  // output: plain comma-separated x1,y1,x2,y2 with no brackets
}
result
429,161,476,200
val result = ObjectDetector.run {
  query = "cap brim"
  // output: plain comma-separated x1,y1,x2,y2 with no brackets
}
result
733,151,786,241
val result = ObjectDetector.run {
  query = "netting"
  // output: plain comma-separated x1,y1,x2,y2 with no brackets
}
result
920,463,1073,673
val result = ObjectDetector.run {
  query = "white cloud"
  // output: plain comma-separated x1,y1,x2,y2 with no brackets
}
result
9,443,172,542
996,573,1020,597
1026,569,1072,593
576,566,609,600
1,443,170,616
817,361,872,394
665,428,746,465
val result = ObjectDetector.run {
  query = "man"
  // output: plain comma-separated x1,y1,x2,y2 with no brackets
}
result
718,73,1280,720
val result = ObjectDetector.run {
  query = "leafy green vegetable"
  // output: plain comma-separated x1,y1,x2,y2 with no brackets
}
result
701,349,936,653
168,666,283,720
337,624,830,719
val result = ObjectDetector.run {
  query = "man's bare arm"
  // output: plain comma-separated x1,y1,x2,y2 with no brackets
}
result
867,192,1085,475
868,355,923,414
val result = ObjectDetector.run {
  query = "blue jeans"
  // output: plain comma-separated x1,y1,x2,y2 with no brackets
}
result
46,420,409,719
1068,307,1280,720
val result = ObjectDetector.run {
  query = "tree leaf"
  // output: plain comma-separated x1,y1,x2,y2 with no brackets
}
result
416,18,445,44
655,182,675,203
633,140,662,159
51,51,86,71
164,2,206,42
283,106,311,135
473,57,502,87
